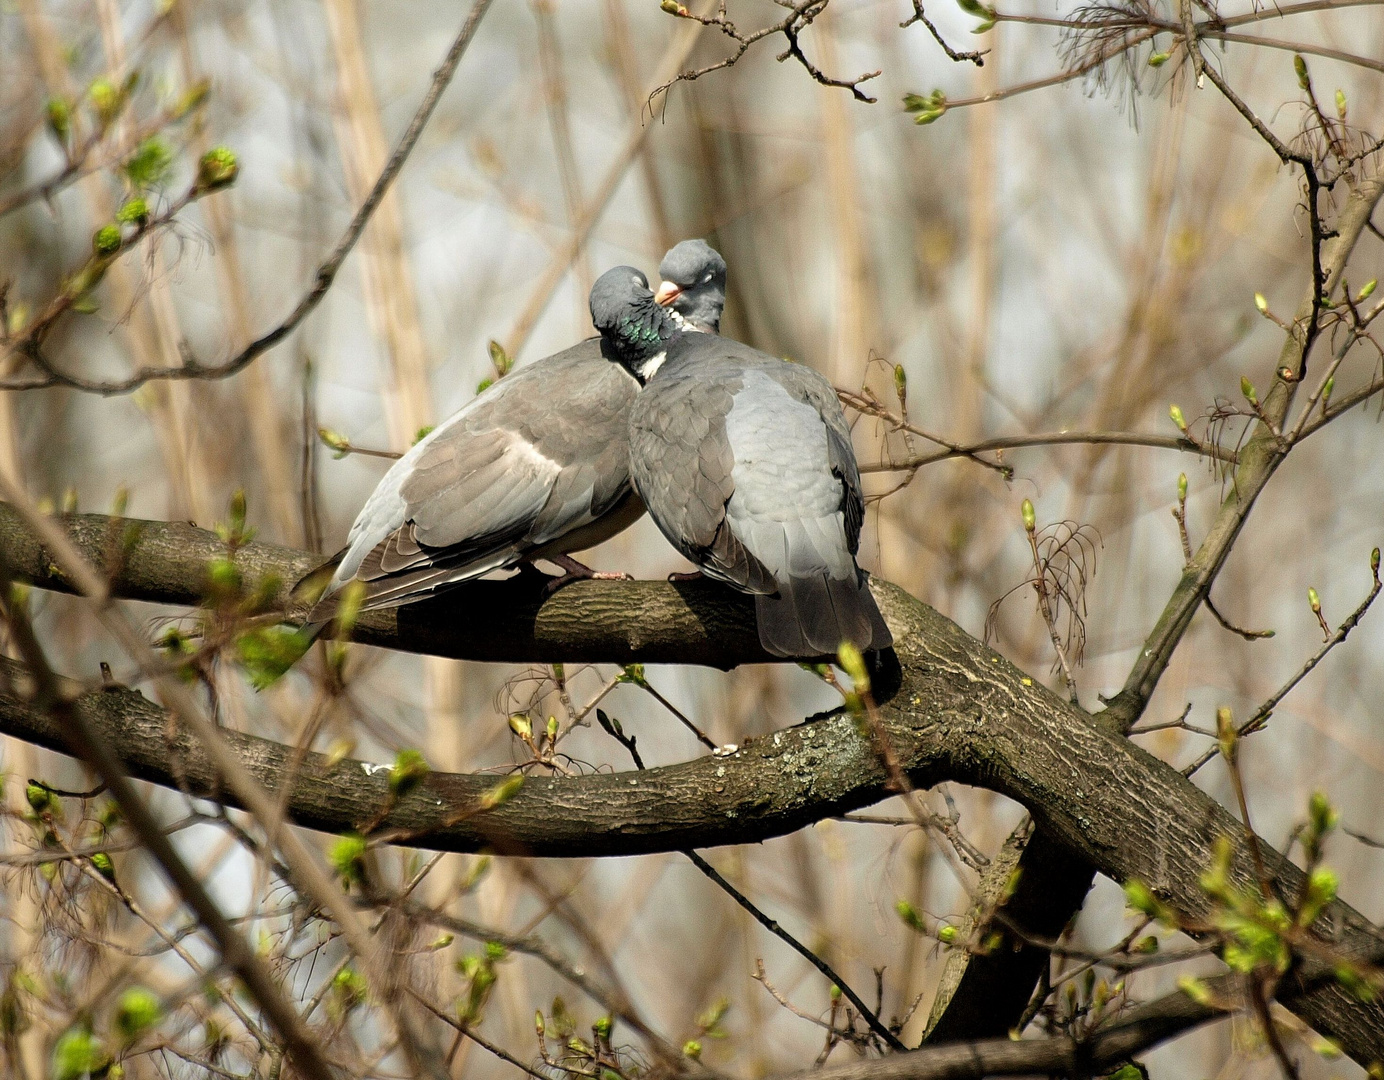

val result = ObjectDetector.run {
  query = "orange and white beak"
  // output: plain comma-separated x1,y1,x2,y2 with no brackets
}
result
654,280,683,306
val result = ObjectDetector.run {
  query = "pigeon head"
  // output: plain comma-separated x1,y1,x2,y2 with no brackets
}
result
590,265,679,381
654,239,727,332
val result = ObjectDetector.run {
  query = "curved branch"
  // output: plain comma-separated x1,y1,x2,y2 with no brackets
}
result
2,507,1384,1062
857,430,1239,474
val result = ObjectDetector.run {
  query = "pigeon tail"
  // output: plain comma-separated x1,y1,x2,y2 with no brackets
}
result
754,573,892,658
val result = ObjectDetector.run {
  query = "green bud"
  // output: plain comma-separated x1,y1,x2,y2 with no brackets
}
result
1372,548,1380,576
196,146,238,191
1309,790,1339,837
52,1027,110,1080
478,774,524,811
1169,403,1186,432
682,1040,702,1059
413,425,434,444
115,198,149,226
1300,866,1338,924
123,138,172,190
488,339,513,378
1322,376,1334,408
903,90,948,125
546,715,559,741
1216,706,1236,761
894,899,925,932
1254,292,1268,314
1335,88,1347,119
535,1011,546,1037
660,0,688,12
429,933,453,950
90,852,115,882
1177,472,1187,501
893,363,907,403
89,78,121,123
329,832,367,886
509,714,533,741
937,924,958,944
1241,376,1257,406
1294,54,1309,90
1308,586,1321,614
25,783,54,815
484,940,507,961
46,98,71,143
829,984,842,1001
1133,934,1159,954
836,642,869,694
1147,51,1170,67
476,377,494,394
592,1015,612,1039
389,749,429,797
115,987,161,1042
318,427,350,454
93,224,122,256
1357,279,1376,302
1021,498,1036,532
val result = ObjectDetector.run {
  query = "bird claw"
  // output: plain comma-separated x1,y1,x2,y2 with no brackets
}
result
539,555,633,598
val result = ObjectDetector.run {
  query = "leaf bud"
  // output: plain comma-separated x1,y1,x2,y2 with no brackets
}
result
546,715,559,741
535,1011,546,1037
1168,403,1186,432
1294,53,1309,90
836,641,869,694
115,198,149,226
937,924,958,944
1240,376,1257,406
478,774,524,811
1335,88,1347,119
1372,547,1380,576
682,1040,702,1059
1254,292,1268,314
46,98,71,143
92,224,121,256
1177,472,1187,501
90,851,116,882
487,339,513,378
893,363,907,405
1216,706,1236,761
476,377,494,394
1308,586,1321,614
1322,376,1334,408
196,146,238,191
1020,498,1036,532
894,899,925,932
388,748,429,797
509,714,533,741
592,1015,612,1039
1357,279,1376,302
1147,51,1170,67
25,783,54,815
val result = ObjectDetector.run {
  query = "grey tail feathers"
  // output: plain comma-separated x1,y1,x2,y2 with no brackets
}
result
754,572,892,658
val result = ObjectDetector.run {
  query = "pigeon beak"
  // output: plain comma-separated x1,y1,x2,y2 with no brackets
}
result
654,281,683,307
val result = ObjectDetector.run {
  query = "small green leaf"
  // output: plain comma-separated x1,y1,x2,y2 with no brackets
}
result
478,775,524,811
1147,50,1170,67
330,832,367,886
1294,54,1309,90
115,198,149,226
52,1027,110,1080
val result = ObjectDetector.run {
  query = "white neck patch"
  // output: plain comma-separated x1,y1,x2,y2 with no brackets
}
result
637,351,668,380
666,308,707,334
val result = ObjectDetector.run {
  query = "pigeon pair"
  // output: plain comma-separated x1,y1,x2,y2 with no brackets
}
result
309,242,890,657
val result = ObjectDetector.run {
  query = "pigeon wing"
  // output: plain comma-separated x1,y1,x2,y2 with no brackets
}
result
318,341,638,615
629,365,777,594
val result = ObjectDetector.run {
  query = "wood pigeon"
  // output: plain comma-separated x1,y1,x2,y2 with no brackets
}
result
590,266,892,658
306,244,727,629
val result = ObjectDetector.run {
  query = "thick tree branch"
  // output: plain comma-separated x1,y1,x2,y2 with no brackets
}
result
1,508,1383,1062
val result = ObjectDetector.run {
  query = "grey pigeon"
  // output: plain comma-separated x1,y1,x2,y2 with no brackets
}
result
306,245,727,628
655,239,726,332
589,266,892,658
